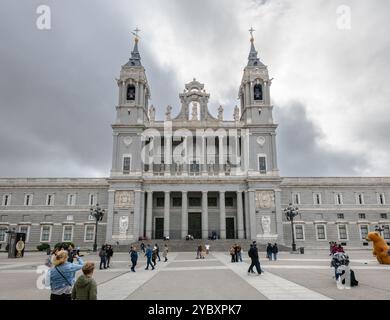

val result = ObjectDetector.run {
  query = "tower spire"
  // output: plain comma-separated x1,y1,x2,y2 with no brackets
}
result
126,27,142,67
247,27,264,67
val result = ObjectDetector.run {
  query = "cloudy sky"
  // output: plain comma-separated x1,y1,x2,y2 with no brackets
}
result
0,0,389,177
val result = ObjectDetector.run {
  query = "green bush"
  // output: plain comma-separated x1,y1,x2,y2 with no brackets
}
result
54,242,75,249
37,243,50,251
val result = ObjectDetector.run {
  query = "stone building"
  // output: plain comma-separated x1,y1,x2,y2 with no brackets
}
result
0,34,389,250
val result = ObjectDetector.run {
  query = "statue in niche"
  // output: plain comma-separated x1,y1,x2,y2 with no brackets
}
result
149,105,155,122
191,102,198,120
234,105,240,121
166,105,172,121
218,105,223,121
261,215,271,234
119,216,129,235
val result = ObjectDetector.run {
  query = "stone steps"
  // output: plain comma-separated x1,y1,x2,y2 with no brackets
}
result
113,240,291,252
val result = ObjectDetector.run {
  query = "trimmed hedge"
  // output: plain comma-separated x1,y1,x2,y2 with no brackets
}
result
54,242,75,249
37,243,50,251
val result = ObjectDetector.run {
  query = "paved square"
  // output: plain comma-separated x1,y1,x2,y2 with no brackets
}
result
0,250,389,300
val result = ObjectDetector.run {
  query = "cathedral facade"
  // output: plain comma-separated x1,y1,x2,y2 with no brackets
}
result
1,35,390,250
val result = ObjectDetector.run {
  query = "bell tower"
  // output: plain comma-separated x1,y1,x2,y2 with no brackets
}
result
239,28,273,125
115,29,150,125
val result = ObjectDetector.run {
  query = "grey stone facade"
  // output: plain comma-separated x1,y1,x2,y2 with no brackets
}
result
0,35,389,250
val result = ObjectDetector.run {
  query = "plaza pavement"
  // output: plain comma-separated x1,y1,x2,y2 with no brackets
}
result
0,249,389,300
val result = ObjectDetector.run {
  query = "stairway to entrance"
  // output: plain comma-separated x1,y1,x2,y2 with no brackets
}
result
113,240,291,252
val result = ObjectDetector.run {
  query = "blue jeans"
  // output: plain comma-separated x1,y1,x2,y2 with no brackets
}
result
100,256,106,269
273,253,278,261
237,252,242,262
146,257,154,269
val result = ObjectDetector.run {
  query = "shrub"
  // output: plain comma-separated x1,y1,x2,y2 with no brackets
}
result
37,243,50,251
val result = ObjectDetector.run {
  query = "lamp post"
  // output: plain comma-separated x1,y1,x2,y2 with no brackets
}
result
284,203,299,252
375,225,385,238
90,204,105,252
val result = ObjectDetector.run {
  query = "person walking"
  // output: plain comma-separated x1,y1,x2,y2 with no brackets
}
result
163,244,169,262
272,243,279,261
155,243,161,261
46,249,84,300
106,245,114,268
266,243,273,261
71,262,97,300
152,245,158,266
130,246,138,272
144,244,154,270
248,242,262,275
99,245,107,270
229,246,236,263
140,242,145,253
196,245,202,259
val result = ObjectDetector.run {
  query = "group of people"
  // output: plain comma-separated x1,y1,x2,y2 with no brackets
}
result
229,244,243,262
266,243,279,261
134,243,169,271
329,242,345,255
44,248,97,300
98,244,114,269
196,244,210,258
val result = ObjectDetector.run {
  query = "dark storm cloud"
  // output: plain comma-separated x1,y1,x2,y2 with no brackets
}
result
274,102,369,177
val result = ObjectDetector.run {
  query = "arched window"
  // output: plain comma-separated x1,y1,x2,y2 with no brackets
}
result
254,84,263,101
127,85,135,101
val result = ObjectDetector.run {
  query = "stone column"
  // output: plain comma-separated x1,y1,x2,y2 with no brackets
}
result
248,190,256,240
274,189,283,244
139,191,145,238
164,191,170,238
182,137,188,176
271,133,278,172
202,191,209,239
219,136,224,176
244,191,250,239
145,191,153,239
237,191,244,239
181,191,188,239
219,191,226,239
133,190,141,241
201,136,208,176
105,189,115,243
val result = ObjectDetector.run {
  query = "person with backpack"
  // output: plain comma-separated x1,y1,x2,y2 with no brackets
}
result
45,249,84,300
129,246,138,272
145,244,154,270
71,262,97,300
248,242,262,275
99,245,107,270
272,243,279,261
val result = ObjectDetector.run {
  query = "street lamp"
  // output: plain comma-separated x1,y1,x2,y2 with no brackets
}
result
284,203,299,252
375,225,385,237
90,204,105,252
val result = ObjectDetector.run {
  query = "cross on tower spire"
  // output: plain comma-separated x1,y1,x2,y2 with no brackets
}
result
249,26,255,41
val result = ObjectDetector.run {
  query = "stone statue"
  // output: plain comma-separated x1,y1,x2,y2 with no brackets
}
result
166,105,172,121
234,105,240,121
149,105,155,122
119,216,129,235
218,105,223,121
261,215,271,234
191,102,198,120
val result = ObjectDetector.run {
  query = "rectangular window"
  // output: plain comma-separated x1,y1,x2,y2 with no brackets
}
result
337,213,344,219
89,194,96,206
85,225,95,241
294,225,304,240
258,156,267,174
316,225,326,240
189,197,201,207
172,197,182,207
356,193,364,205
24,194,33,206
19,225,29,242
358,213,366,220
0,227,8,242
46,194,54,206
40,225,51,242
67,194,76,206
380,213,388,220
335,193,343,205
338,224,348,240
2,194,10,206
225,197,234,207
360,225,369,240
314,193,321,205
156,197,164,207
292,193,300,205
123,156,131,174
379,193,386,205
383,225,390,240
208,197,217,207
62,225,73,242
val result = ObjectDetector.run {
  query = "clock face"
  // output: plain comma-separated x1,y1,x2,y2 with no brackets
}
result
123,136,132,146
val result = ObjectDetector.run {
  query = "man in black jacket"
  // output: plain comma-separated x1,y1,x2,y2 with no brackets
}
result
248,241,262,275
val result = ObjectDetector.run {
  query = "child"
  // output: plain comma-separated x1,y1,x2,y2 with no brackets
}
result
71,262,97,300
